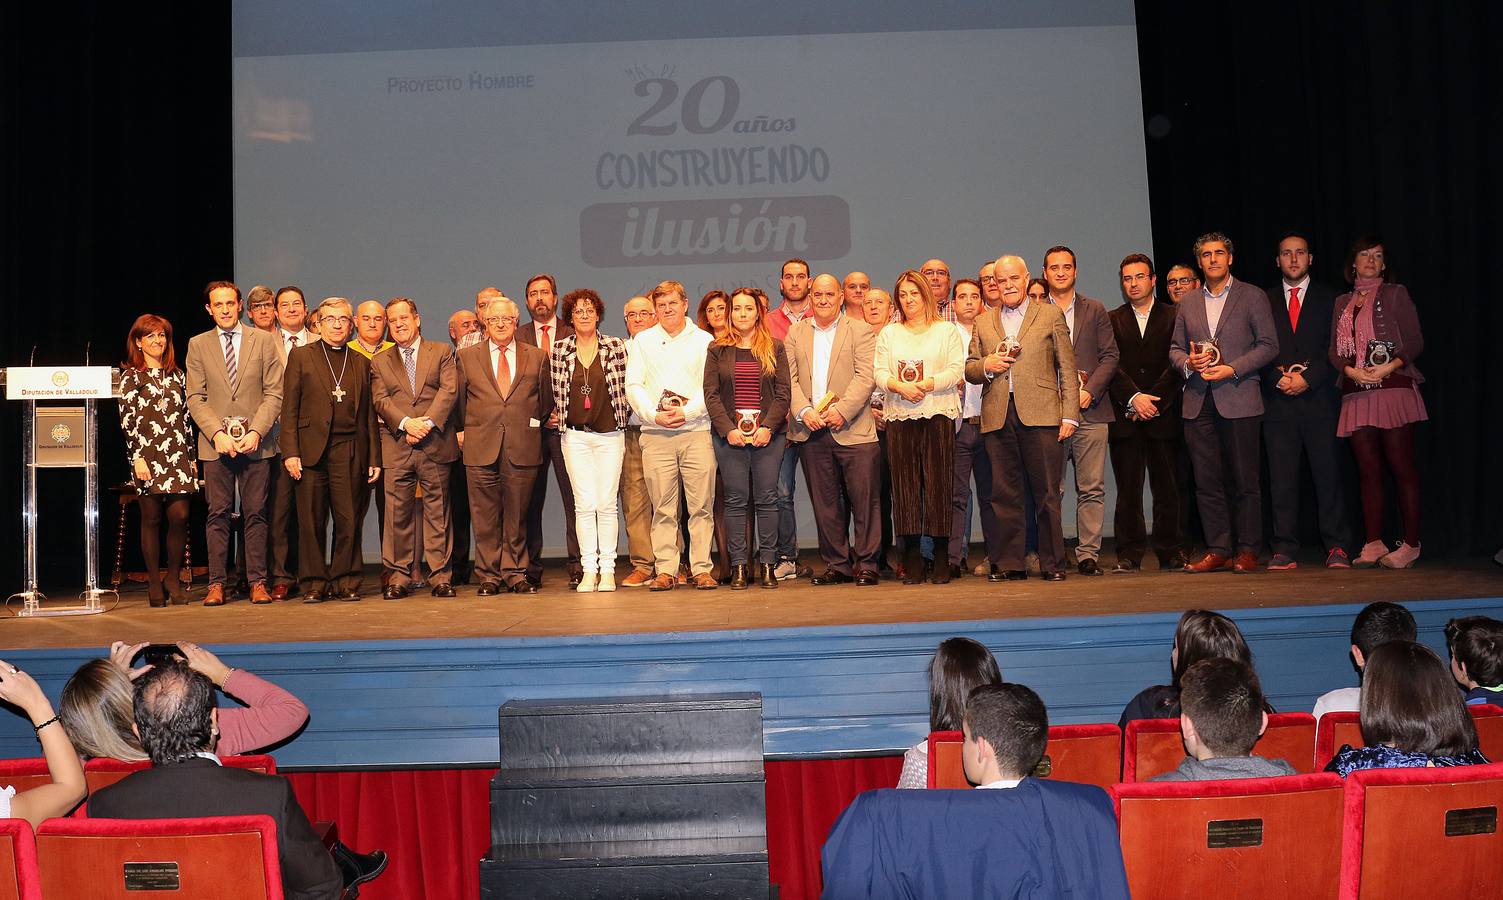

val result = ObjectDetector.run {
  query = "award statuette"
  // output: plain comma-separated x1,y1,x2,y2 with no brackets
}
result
996,336,1021,361
1077,370,1088,390
657,389,689,411
1190,337,1221,367
1365,339,1395,368
896,359,925,384
221,416,249,441
734,409,762,435
813,391,840,415
1277,361,1309,378
869,389,885,412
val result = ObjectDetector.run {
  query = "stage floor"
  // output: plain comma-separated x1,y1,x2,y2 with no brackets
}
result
6,555,1500,651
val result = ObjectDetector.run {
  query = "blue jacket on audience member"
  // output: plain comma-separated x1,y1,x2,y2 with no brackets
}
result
820,779,1130,900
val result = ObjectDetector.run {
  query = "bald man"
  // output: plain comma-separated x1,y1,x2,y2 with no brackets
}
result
448,309,479,347
921,258,956,322
843,271,871,319
618,295,660,587
965,255,1076,582
979,261,1002,309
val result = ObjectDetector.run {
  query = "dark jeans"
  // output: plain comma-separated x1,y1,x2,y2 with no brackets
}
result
775,441,800,562
203,455,270,586
1184,393,1263,556
713,432,785,565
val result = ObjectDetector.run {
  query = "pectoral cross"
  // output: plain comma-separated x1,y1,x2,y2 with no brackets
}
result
332,385,346,403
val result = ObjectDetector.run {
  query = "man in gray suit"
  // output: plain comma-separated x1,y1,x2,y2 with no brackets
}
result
1170,232,1279,573
966,255,1078,582
370,298,460,599
185,281,284,607
1044,246,1120,577
786,274,881,585
456,297,554,594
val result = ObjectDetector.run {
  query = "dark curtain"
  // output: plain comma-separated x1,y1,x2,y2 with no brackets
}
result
1134,0,1503,555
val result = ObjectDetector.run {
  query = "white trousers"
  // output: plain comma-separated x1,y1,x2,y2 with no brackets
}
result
561,428,626,574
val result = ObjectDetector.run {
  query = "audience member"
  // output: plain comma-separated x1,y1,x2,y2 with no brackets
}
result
1311,601,1416,723
0,658,86,827
1446,616,1503,706
897,637,1002,789
1119,608,1265,730
822,683,1129,900
1151,658,1295,781
1326,641,1488,776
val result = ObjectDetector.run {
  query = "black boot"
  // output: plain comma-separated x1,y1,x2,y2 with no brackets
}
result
930,538,951,584
730,564,751,590
331,839,389,891
146,579,168,608
902,539,924,585
759,563,779,589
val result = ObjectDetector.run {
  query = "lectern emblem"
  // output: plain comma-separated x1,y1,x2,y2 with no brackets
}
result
51,371,69,387
50,423,72,444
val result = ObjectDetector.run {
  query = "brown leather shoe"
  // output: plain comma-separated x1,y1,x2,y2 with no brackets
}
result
675,565,690,586
269,583,291,601
1232,551,1260,574
692,572,718,590
203,583,226,606
1184,552,1231,574
648,573,676,592
249,582,273,604
621,568,655,588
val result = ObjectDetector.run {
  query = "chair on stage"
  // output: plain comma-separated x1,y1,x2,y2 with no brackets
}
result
36,815,283,900
1339,761,1503,898
1112,773,1343,900
0,819,41,900
83,754,277,795
1317,706,1503,771
926,724,1122,790
1125,713,1316,782
0,760,52,797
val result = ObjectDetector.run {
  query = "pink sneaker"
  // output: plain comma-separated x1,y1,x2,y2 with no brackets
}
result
1354,540,1388,568
1379,542,1420,569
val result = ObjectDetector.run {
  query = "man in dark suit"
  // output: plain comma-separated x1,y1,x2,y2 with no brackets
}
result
282,297,382,602
457,296,554,594
267,286,317,600
1262,232,1352,570
1044,246,1120,576
89,664,342,900
1107,254,1184,572
786,274,881,585
1170,232,1279,573
516,273,581,588
370,298,460,598
965,255,1078,582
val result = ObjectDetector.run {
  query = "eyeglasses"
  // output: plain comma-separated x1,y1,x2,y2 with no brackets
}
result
625,311,655,320
322,316,353,326
1165,277,1197,287
979,276,998,285
921,268,950,279
484,315,519,325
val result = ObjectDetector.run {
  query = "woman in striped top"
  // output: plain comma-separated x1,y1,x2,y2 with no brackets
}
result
703,288,791,589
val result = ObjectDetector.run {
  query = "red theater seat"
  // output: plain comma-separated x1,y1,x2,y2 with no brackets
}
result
926,724,1123,789
0,819,41,900
1317,706,1503,772
1125,713,1316,782
0,761,51,798
1339,761,1503,899
1113,773,1344,899
83,754,276,795
36,815,284,900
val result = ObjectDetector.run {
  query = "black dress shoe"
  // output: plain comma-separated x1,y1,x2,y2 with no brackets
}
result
431,583,456,597
302,589,327,604
855,570,879,586
730,564,751,591
759,563,778,589
510,581,539,594
1077,558,1103,576
568,570,583,589
383,584,409,600
341,589,362,602
1160,553,1189,572
949,563,965,580
1112,559,1140,574
812,569,853,585
527,576,542,589
476,581,504,596
930,565,951,585
1042,570,1067,582
997,570,1028,581
331,839,389,891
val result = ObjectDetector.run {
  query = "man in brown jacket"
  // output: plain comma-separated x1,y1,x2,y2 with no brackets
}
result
456,296,554,594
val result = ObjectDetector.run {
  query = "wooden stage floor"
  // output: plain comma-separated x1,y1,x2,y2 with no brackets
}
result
5,556,1501,651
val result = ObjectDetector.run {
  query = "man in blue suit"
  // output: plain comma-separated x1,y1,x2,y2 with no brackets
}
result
1170,232,1279,574
821,684,1129,899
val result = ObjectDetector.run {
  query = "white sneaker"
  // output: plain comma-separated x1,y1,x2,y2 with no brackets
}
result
773,561,798,581
576,573,598,592
597,572,616,592
1354,540,1388,568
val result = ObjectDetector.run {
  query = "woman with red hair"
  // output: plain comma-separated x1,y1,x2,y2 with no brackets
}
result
119,314,197,606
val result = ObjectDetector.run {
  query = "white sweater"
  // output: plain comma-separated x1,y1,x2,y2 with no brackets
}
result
873,321,965,421
625,321,714,433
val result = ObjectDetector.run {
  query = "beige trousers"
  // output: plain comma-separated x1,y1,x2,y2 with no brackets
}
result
639,428,718,575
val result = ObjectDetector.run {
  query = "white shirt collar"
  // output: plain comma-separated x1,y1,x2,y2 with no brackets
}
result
812,316,840,333
220,323,243,337
399,336,422,354
1283,275,1310,295
193,751,223,765
977,778,1022,790
1203,277,1234,301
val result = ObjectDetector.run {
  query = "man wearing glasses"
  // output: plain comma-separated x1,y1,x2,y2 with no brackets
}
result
1164,265,1200,303
618,295,660,587
921,258,956,322
978,262,1003,309
456,297,553,595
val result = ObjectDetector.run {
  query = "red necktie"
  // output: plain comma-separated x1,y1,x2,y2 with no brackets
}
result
540,324,551,348
1287,287,1301,331
495,345,512,396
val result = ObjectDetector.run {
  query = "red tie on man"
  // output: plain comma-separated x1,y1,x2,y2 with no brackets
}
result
540,324,551,349
495,344,512,397
1287,286,1301,331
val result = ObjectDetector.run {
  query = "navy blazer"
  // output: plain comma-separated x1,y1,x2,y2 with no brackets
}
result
1169,278,1279,420
1261,280,1341,420
1057,295,1120,425
821,780,1130,900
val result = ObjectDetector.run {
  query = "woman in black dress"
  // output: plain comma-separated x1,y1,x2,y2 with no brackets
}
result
118,314,197,606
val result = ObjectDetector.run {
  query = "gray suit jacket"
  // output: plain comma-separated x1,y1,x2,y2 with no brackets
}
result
1169,278,1279,419
964,301,1076,430
785,316,878,446
370,338,461,467
1057,295,1119,425
185,326,284,460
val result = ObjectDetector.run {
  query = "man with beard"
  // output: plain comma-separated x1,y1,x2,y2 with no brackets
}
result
764,258,813,580
516,273,581,588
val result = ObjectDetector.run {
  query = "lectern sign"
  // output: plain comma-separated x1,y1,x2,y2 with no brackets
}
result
4,366,114,400
36,407,86,468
